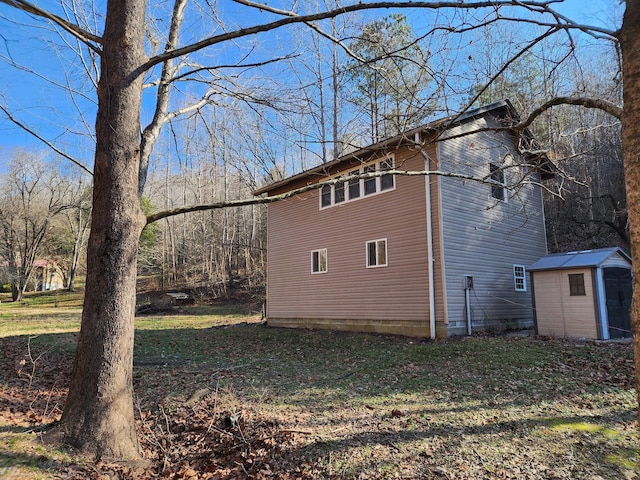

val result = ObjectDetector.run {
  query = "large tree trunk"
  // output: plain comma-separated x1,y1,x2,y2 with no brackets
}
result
620,3,640,421
47,0,147,459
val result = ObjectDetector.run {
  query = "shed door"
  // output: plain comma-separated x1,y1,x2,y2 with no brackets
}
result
603,267,632,339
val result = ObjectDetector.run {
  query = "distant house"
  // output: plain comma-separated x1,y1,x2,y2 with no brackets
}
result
254,100,552,338
34,259,64,291
528,247,632,340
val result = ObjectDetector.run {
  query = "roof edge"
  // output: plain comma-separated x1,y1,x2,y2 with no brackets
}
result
253,99,518,196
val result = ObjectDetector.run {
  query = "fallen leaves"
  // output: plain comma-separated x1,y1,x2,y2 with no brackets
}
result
0,332,637,479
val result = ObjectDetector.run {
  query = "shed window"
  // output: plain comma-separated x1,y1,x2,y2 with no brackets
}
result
311,249,328,274
366,239,387,268
568,273,586,296
513,265,527,292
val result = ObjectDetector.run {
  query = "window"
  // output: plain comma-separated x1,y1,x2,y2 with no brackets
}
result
380,159,395,191
490,163,506,201
348,170,361,199
364,164,377,195
319,157,395,209
513,265,527,292
321,184,332,208
311,249,328,274
366,239,387,268
334,178,345,204
568,273,586,296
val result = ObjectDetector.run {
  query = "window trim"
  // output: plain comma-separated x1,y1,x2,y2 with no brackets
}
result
366,238,388,268
319,156,395,209
311,248,328,274
513,264,527,292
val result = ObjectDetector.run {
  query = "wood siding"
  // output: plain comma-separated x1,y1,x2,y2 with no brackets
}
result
265,145,436,337
532,268,599,339
437,118,548,335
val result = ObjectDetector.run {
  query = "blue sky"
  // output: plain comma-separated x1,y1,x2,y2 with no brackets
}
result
0,0,622,166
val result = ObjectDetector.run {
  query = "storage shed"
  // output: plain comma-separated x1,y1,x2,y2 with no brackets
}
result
528,247,632,340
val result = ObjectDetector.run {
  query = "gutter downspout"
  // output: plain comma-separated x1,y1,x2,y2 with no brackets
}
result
418,145,437,340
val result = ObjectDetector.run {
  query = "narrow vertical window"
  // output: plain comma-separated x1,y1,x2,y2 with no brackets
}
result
320,184,332,208
490,163,505,201
334,177,345,204
380,158,395,191
366,239,388,268
568,273,586,296
348,169,361,200
364,164,376,195
311,249,328,273
513,265,526,292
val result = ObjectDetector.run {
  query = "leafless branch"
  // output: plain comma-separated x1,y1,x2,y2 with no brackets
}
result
0,102,93,176
146,167,549,224
0,0,102,51
140,0,612,75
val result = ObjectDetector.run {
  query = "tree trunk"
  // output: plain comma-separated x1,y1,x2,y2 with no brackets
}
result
47,0,147,459
620,3,640,422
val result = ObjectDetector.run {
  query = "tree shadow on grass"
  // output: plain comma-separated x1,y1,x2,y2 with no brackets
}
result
1,324,637,479
0,449,63,476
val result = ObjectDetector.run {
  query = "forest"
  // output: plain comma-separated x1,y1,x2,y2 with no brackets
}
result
0,7,623,303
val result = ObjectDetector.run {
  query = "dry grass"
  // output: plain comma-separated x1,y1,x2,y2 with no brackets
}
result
0,290,638,479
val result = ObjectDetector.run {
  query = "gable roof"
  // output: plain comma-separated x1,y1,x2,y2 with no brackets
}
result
253,99,552,196
528,247,631,272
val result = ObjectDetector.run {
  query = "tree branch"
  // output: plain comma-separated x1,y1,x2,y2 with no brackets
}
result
0,102,93,176
516,97,624,129
0,0,102,52
146,168,548,224
139,0,610,75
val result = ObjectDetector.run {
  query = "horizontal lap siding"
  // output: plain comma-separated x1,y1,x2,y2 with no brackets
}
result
533,269,598,339
438,120,547,335
266,149,431,335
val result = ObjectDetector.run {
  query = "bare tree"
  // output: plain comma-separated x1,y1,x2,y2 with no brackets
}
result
0,152,71,300
0,0,632,462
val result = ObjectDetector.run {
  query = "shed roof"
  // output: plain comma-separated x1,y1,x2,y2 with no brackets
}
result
528,247,631,272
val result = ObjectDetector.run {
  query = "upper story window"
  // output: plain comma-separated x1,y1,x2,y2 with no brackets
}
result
489,163,506,201
320,157,395,209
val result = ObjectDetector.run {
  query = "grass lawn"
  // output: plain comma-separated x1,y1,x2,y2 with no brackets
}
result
0,290,638,479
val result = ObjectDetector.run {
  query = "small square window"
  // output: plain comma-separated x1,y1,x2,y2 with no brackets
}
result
311,249,328,273
513,265,526,292
366,239,387,268
568,273,586,296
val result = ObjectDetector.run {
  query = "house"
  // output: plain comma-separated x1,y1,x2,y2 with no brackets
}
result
528,247,632,340
34,259,64,291
253,100,551,338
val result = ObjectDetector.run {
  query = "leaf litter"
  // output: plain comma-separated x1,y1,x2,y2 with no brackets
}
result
0,327,638,479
